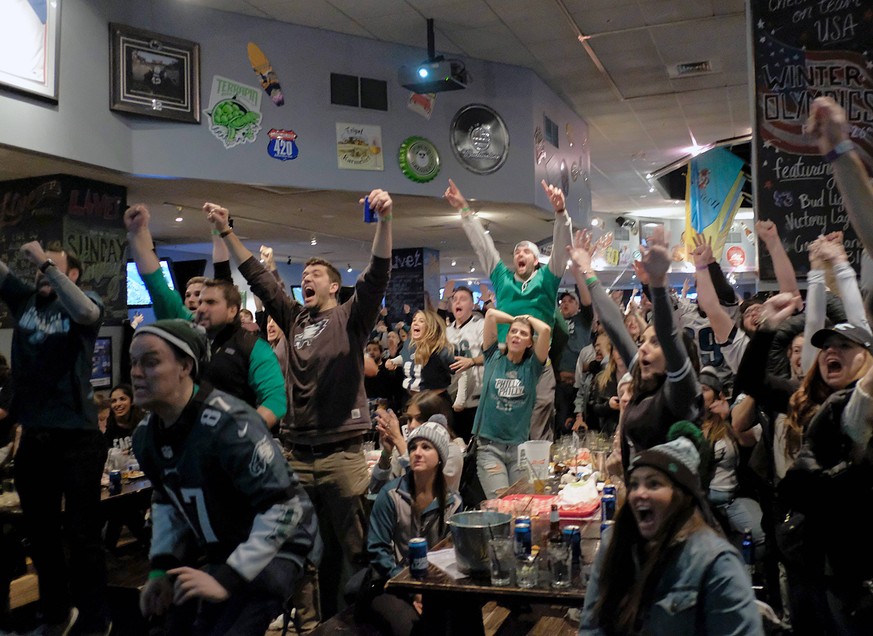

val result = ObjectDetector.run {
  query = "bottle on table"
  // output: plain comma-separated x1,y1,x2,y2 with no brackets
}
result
547,504,562,546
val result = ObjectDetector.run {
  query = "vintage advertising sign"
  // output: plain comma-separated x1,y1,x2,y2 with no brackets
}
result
336,123,383,170
751,0,873,278
204,75,263,149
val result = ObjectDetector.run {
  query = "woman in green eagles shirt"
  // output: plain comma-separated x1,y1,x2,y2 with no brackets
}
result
475,309,551,499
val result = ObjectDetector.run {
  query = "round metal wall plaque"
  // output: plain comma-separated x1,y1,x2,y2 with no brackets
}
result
450,104,509,175
398,136,441,183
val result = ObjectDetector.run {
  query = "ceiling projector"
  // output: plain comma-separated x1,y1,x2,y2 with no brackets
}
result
398,58,468,93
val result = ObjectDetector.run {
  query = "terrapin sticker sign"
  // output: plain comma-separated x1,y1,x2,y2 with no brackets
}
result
336,123,383,171
204,75,262,149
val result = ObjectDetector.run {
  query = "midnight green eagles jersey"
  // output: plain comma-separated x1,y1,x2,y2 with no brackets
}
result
132,386,321,591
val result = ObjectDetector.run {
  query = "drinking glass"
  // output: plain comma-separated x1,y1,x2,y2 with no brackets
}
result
549,543,572,588
488,538,514,586
516,555,538,588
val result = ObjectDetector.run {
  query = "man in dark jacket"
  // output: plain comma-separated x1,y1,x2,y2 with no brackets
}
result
131,319,320,635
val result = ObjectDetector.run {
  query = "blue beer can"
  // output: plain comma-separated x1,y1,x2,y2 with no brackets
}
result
562,525,582,566
601,490,616,523
514,522,532,556
409,537,429,580
108,470,122,496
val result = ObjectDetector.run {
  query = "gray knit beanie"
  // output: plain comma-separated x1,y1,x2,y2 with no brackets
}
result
407,415,450,465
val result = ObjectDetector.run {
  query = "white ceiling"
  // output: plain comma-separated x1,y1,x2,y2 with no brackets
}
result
0,0,753,281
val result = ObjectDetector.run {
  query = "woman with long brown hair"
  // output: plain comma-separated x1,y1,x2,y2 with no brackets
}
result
580,423,762,635
568,228,701,469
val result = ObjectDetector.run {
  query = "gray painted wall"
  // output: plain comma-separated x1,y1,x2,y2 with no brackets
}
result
1,0,589,211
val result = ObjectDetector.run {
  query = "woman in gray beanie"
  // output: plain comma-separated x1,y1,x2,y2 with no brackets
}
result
358,415,461,635
580,422,763,635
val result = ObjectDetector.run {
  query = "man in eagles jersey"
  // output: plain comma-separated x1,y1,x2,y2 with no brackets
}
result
131,320,320,635
444,179,573,441
206,190,391,621
445,284,485,442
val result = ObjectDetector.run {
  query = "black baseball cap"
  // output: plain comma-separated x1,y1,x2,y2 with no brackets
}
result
810,323,873,355
558,291,577,303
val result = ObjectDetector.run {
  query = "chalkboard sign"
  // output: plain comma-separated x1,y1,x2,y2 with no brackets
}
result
385,247,440,324
751,0,873,279
0,175,127,327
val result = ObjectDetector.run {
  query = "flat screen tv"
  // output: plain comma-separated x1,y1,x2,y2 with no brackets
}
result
127,260,175,307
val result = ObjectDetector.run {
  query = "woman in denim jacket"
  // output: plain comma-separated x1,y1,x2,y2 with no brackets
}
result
580,423,763,635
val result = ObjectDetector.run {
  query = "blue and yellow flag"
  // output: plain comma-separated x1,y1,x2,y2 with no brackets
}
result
684,147,746,261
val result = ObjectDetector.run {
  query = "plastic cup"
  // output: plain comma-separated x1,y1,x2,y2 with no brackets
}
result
488,537,514,586
519,440,552,481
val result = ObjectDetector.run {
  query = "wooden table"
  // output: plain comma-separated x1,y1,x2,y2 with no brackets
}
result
386,522,600,636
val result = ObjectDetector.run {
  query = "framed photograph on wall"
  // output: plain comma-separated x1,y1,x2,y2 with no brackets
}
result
0,0,62,101
109,23,200,123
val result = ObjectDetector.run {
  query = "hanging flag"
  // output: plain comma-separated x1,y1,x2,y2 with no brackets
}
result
684,147,747,261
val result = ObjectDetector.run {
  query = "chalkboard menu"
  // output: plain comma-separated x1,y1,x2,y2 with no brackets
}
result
385,247,440,324
0,175,127,327
751,0,873,279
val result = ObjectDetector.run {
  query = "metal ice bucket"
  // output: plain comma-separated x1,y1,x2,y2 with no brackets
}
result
447,510,513,576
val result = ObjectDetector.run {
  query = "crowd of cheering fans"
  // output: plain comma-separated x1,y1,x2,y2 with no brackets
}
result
0,97,872,635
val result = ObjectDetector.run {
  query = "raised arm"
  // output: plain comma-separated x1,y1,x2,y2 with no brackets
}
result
567,230,638,366
528,314,552,363
541,180,573,279
483,308,506,351
124,204,191,320
757,219,799,296
640,229,701,408
735,293,801,413
211,230,232,282
361,188,393,259
445,179,501,276
691,233,736,343
206,203,300,332
20,242,101,325
807,96,873,256
821,233,868,330
204,203,255,265
485,308,551,363
125,204,162,276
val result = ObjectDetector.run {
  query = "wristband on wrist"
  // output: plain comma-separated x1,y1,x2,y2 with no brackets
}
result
825,139,854,162
219,228,233,238
39,259,55,273
148,569,167,580
695,264,709,271
585,275,597,286
211,229,221,236
378,214,392,222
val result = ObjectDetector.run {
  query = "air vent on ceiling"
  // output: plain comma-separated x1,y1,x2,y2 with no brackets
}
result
668,60,714,78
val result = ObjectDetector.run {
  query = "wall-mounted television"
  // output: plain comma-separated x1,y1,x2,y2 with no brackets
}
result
127,260,176,307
